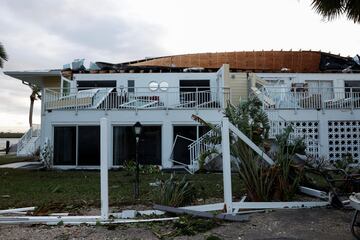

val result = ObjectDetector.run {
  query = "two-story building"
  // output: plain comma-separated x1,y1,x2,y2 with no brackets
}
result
5,50,360,172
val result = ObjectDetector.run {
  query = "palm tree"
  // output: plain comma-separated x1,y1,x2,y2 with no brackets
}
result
29,85,41,128
0,42,8,68
312,0,360,23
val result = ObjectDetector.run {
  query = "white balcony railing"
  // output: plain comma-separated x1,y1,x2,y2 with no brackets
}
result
258,87,360,110
44,87,230,111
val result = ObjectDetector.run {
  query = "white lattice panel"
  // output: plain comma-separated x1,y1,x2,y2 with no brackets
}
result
328,121,360,161
269,121,319,158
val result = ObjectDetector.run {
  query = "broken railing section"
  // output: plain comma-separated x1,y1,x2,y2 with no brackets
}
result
215,117,328,214
155,117,331,219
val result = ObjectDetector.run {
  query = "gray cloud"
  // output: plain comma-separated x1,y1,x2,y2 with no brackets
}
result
0,0,167,131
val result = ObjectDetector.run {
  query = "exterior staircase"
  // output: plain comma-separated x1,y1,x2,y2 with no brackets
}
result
187,126,221,173
17,124,41,156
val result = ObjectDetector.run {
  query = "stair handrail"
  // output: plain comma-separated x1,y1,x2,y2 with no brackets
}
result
188,124,221,172
17,128,33,154
17,124,41,154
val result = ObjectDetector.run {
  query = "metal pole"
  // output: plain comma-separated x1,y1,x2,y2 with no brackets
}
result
5,141,10,155
100,117,109,220
221,117,233,214
135,137,140,199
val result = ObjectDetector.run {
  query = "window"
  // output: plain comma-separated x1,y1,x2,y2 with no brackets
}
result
53,127,76,165
128,80,135,93
53,125,100,166
113,126,162,166
345,81,360,93
305,80,333,100
62,80,71,96
77,81,116,90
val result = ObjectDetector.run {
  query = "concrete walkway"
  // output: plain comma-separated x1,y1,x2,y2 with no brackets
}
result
0,161,42,169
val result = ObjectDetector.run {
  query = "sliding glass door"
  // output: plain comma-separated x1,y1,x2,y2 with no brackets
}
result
53,126,76,165
78,126,100,165
113,126,162,166
53,125,100,166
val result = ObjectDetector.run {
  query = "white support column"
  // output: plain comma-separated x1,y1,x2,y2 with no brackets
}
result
318,114,329,159
221,117,233,214
100,117,109,220
162,120,173,168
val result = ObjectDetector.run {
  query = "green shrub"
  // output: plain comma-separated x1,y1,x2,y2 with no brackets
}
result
154,174,196,207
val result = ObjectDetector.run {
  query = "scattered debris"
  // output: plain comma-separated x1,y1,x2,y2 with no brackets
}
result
153,204,249,222
0,215,179,225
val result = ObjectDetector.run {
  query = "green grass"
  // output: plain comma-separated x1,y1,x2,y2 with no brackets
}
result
0,155,35,165
0,169,245,211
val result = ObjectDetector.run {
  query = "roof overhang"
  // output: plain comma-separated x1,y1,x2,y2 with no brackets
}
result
4,70,62,88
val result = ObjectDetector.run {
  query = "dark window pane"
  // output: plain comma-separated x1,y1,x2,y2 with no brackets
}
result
53,126,76,165
78,126,100,166
113,126,135,165
345,81,360,92
77,81,116,90
128,80,135,93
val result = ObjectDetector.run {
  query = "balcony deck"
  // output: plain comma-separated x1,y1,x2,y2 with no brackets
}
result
257,86,360,110
44,87,230,111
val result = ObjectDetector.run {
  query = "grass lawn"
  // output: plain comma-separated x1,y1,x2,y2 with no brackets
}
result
0,154,35,165
0,169,245,211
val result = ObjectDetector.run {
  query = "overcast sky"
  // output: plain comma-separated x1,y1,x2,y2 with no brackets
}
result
0,0,359,132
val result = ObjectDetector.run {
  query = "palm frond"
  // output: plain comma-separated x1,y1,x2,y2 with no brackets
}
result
0,42,8,68
311,0,344,20
345,0,360,23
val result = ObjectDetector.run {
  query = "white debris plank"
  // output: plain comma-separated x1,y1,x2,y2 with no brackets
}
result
299,186,328,199
0,207,36,214
232,201,329,209
180,203,224,212
0,216,179,225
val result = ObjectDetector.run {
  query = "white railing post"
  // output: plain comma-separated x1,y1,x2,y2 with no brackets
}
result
351,87,354,113
221,117,233,214
100,117,109,220
195,87,199,112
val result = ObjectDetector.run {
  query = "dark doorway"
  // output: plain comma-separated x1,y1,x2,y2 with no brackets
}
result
53,126,76,165
179,80,210,105
78,126,100,165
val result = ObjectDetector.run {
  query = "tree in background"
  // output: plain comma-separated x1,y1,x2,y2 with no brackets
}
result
29,85,41,127
312,0,360,23
0,42,8,68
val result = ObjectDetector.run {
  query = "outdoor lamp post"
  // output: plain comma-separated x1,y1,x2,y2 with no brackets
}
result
134,121,142,199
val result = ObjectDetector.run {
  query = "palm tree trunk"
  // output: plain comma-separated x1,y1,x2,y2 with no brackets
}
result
29,95,35,128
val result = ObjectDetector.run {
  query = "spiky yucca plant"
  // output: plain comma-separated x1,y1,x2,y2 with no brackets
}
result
155,174,196,207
